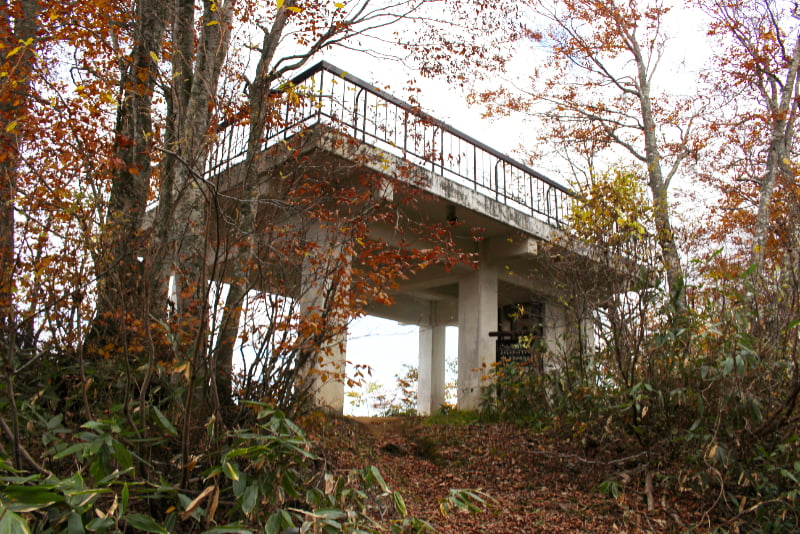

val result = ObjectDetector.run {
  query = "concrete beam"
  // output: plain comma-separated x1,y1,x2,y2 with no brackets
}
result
363,294,432,325
485,234,538,263
364,294,458,327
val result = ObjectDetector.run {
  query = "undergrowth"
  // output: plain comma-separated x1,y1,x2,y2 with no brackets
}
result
0,400,490,533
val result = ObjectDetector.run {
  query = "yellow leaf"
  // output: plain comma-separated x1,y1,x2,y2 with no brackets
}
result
6,46,21,58
276,0,284,7
206,20,219,25
287,6,303,12
149,51,159,62
5,121,18,133
211,1,217,11
334,2,345,7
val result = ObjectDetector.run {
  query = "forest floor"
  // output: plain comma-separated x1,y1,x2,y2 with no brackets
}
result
306,414,722,533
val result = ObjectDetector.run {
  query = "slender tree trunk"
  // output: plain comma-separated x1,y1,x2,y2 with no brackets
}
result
0,0,38,341
153,0,234,427
149,0,196,321
211,3,291,404
647,165,685,313
214,283,244,403
751,33,800,273
0,0,38,470
630,31,687,314
91,0,168,343
165,0,234,322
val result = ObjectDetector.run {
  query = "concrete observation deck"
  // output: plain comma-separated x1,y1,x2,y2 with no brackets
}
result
209,62,605,413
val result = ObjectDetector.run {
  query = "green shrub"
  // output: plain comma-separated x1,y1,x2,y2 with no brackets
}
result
0,404,435,533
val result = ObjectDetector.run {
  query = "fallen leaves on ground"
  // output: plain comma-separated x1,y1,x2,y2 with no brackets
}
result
307,415,716,533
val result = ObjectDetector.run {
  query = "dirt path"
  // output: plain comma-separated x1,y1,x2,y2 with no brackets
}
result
310,416,707,533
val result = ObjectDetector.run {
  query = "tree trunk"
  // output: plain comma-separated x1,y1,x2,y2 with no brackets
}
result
0,0,39,470
750,33,800,273
148,0,196,322
152,0,235,431
0,0,38,338
631,32,687,314
214,282,245,404
163,0,234,324
210,3,291,404
90,0,168,345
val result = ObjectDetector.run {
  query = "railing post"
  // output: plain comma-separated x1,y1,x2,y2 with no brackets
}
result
361,88,368,141
494,160,502,202
317,69,324,123
283,98,290,140
473,145,477,191
439,127,444,176
403,110,408,155
530,175,536,218
353,87,361,138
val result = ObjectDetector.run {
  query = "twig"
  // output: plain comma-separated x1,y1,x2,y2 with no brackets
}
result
645,470,654,512
661,495,687,530
525,444,648,466
76,299,93,422
724,498,785,524
0,413,52,476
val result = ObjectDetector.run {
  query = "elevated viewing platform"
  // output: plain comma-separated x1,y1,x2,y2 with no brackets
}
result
208,61,573,234
209,62,607,413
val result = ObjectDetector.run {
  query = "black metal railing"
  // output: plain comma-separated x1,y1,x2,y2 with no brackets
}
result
207,61,573,228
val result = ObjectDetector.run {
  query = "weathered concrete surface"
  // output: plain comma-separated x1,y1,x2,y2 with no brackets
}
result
417,320,446,415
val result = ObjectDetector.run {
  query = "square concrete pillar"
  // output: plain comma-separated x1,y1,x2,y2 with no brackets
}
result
543,301,567,372
580,315,596,356
457,264,498,411
417,321,446,415
302,313,347,412
542,302,595,372
300,224,350,413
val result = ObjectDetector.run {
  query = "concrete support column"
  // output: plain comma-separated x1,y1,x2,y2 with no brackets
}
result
580,315,596,356
300,224,350,413
457,262,498,410
302,312,347,412
417,316,446,415
543,301,567,371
